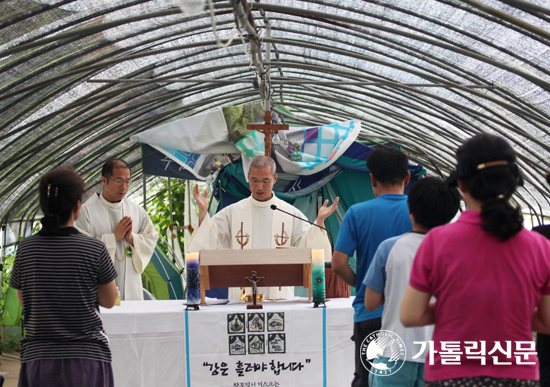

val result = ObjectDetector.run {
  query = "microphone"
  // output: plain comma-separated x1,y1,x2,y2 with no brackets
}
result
270,204,335,249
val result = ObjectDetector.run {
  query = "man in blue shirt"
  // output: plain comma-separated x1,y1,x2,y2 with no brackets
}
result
332,148,412,387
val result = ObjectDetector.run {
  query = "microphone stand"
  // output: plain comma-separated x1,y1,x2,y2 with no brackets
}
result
270,204,335,268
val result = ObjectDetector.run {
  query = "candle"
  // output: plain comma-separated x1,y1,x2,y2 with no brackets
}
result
186,252,200,305
311,249,325,304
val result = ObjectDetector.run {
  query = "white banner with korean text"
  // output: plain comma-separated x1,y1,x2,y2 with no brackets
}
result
184,307,327,387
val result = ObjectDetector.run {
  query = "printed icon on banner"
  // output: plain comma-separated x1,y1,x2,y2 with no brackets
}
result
360,330,406,376
248,334,265,354
268,333,286,354
267,312,284,331
248,312,265,332
229,335,246,355
227,313,245,334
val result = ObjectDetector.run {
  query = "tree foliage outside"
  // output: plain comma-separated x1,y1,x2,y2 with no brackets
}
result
1,221,39,314
146,178,186,254
1,247,16,314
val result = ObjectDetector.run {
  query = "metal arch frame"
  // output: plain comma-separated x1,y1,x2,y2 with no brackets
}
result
2,0,550,227
282,88,550,176
252,43,550,130
88,57,548,153
3,0,548,61
2,84,548,203
0,58,258,167
495,0,550,21
0,40,239,142
272,92,550,191
271,69,480,139
2,6,548,137
3,1,548,100
280,97,458,170
24,33,550,147
274,84,466,149
1,65,548,158
0,90,262,217
248,3,550,89
260,16,550,124
250,60,546,146
3,2,548,110
287,99,550,217
435,0,550,43
0,12,237,98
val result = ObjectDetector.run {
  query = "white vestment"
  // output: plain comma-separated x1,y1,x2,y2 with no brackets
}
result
187,195,331,299
76,193,159,300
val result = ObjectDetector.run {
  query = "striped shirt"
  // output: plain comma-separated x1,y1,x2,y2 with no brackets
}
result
10,227,117,363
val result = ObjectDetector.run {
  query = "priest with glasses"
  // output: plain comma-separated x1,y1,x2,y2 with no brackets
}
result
188,155,339,299
76,159,159,300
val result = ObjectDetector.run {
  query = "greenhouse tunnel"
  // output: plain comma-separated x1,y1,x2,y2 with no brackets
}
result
1,0,550,242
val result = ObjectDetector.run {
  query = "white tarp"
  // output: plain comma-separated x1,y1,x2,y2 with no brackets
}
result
130,108,239,155
131,103,361,181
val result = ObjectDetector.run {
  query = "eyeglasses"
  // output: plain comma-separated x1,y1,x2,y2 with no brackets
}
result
250,178,272,185
110,179,131,186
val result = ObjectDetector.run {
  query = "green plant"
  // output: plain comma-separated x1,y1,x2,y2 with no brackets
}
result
2,331,20,353
148,179,187,253
1,247,16,314
1,221,40,314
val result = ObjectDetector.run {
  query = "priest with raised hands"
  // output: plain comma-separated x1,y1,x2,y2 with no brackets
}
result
76,159,159,301
187,155,339,299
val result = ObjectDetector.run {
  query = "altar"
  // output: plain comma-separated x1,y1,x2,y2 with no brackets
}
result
101,298,354,387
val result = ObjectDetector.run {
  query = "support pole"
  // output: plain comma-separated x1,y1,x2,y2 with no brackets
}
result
1,222,6,325
266,23,272,111
168,178,173,226
143,173,147,211
168,178,174,263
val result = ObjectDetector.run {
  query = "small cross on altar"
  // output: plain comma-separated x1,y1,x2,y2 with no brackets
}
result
246,111,289,157
246,271,265,310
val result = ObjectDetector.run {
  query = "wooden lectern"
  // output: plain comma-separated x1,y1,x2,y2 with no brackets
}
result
199,248,312,304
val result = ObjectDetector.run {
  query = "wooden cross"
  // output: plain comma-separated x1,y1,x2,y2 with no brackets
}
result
246,111,289,157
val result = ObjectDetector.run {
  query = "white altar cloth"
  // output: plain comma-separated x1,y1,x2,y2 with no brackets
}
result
101,298,354,387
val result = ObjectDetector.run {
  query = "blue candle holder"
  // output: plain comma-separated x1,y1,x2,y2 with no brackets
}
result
186,253,200,310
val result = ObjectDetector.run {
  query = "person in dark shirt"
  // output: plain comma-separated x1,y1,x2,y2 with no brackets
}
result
10,166,118,387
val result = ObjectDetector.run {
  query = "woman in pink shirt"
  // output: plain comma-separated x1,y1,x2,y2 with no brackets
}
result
401,134,550,386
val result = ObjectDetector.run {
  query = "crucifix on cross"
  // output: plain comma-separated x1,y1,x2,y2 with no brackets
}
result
246,111,289,157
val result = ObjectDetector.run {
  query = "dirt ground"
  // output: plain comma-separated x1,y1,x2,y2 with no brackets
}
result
0,352,20,387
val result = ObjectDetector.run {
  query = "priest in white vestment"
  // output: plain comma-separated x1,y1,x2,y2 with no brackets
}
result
188,156,339,299
76,160,159,300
